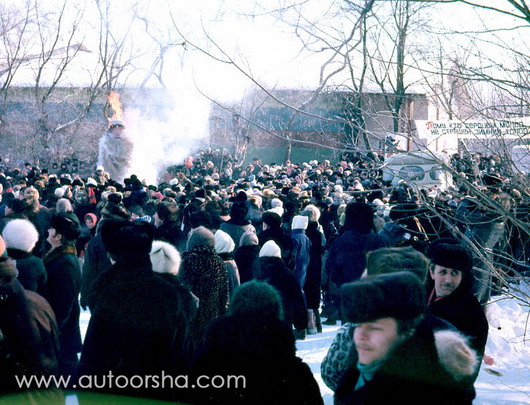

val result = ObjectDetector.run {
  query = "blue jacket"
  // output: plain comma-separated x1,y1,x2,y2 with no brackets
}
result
290,229,312,289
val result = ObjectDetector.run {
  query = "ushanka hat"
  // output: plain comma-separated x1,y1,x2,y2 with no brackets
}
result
101,219,154,257
50,212,81,242
427,238,473,273
340,272,426,323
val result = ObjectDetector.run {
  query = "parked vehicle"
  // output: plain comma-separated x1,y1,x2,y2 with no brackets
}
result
382,151,454,190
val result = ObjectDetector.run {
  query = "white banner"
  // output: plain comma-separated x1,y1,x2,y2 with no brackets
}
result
415,118,530,139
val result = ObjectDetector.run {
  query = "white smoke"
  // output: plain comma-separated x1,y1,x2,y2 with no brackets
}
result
122,77,211,186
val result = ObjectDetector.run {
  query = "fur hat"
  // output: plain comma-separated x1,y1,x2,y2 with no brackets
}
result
270,198,283,209
101,219,154,257
267,206,284,218
239,231,258,247
229,280,283,320
259,240,281,258
2,219,39,253
230,201,248,220
100,201,130,221
214,230,235,254
86,177,98,187
340,272,426,323
262,211,282,228
0,256,18,283
291,215,308,230
54,187,66,198
150,240,181,275
367,246,430,282
302,204,321,223
344,202,374,233
22,186,38,199
187,226,215,250
427,238,473,273
50,212,81,242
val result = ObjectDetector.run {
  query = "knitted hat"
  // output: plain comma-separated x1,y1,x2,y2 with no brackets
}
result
427,238,473,273
239,231,259,247
84,213,98,225
2,219,39,253
101,219,154,257
150,240,181,275
50,212,81,242
0,256,18,283
340,272,426,323
230,280,283,320
291,215,308,230
259,240,281,258
214,230,236,254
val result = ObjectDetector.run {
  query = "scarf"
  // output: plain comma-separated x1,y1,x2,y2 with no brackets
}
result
355,358,385,390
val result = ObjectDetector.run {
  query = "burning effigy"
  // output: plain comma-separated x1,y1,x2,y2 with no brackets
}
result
97,92,134,184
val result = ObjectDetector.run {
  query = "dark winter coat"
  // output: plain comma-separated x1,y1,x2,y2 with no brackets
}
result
234,244,260,284
42,245,82,359
378,222,408,247
0,280,60,393
78,255,194,401
220,222,255,250
426,266,489,373
179,245,229,347
305,221,324,309
334,321,476,405
326,231,386,286
7,248,48,296
254,257,307,331
187,315,322,405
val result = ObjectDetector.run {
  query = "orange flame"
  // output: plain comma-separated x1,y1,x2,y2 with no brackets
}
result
108,91,123,121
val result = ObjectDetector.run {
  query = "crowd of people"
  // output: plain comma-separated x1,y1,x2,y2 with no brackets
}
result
0,143,528,404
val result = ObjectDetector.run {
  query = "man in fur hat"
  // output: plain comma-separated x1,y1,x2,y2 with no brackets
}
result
334,272,477,404
43,212,82,381
426,238,489,381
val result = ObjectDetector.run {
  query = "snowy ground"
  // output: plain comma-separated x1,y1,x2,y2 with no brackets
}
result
79,282,530,404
